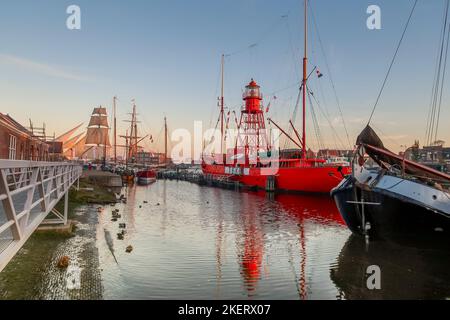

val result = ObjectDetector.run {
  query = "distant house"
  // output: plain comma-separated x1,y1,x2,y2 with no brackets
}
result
0,113,49,161
136,151,168,165
404,142,450,173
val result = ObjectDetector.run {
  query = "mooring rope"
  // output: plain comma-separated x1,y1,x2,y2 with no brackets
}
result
367,0,419,126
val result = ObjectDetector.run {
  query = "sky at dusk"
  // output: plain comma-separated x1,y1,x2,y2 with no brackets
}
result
0,0,449,155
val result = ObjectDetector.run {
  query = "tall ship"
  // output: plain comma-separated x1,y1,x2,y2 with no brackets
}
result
84,106,111,160
202,1,351,193
117,100,158,184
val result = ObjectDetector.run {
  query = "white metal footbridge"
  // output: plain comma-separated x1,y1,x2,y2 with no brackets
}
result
0,160,82,272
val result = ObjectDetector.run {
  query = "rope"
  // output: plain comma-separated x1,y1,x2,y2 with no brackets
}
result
309,2,351,149
367,0,418,125
307,85,346,150
307,90,324,151
425,0,450,145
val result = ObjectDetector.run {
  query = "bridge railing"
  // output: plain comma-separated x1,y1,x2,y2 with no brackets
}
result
0,160,82,272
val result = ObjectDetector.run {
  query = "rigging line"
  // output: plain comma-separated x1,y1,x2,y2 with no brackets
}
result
307,90,324,151
307,85,345,150
285,88,302,149
309,2,351,149
154,124,164,146
284,16,301,82
225,14,288,57
308,90,324,151
426,0,450,145
434,0,450,142
367,0,419,126
425,3,448,144
268,81,301,96
370,123,403,148
209,59,223,129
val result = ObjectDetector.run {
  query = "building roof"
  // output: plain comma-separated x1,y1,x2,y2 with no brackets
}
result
0,112,33,138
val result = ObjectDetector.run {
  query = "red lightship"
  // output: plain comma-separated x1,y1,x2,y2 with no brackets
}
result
202,2,351,193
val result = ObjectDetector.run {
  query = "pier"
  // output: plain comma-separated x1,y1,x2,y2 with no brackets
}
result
0,160,82,272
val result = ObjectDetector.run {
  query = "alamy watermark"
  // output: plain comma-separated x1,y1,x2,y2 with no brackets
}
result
66,5,81,30
367,5,381,30
366,265,381,290
170,121,281,174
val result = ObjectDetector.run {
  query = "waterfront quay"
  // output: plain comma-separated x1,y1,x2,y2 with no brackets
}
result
1,175,450,300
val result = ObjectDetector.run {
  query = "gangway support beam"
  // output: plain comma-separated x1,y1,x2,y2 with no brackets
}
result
0,160,82,272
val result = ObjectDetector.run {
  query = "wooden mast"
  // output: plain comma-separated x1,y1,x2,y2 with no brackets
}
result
164,116,168,164
220,54,225,156
125,129,128,169
133,102,138,161
113,96,117,164
302,0,308,159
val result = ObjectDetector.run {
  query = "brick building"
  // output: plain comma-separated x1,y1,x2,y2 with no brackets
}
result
0,113,49,161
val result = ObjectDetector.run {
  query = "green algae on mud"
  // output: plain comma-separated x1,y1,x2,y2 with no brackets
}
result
68,178,118,206
0,232,73,299
0,177,115,300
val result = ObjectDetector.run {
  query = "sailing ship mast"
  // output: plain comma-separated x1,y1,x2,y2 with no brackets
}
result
302,0,307,159
113,96,117,164
119,101,149,164
164,116,168,164
220,54,225,155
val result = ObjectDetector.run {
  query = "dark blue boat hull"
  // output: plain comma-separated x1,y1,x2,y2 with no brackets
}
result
331,177,450,246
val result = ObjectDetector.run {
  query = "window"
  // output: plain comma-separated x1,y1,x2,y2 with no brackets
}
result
8,135,17,160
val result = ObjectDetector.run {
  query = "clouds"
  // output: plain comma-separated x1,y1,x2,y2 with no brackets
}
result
0,53,92,82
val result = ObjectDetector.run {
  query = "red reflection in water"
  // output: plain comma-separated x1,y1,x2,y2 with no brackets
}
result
236,192,344,298
274,193,345,226
235,194,265,297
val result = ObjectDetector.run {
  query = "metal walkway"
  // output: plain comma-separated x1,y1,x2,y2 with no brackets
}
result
0,160,82,272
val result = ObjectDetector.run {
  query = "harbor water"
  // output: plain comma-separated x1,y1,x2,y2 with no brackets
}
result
2,179,450,299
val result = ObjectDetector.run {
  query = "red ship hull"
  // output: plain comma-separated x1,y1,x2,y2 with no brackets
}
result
136,169,157,185
202,162,351,193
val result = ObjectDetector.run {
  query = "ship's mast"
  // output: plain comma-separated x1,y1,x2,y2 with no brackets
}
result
125,129,128,169
302,0,307,159
220,54,225,155
113,96,117,164
134,103,138,160
164,116,168,164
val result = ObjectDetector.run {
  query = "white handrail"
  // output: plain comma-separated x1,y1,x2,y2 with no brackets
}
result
0,160,82,272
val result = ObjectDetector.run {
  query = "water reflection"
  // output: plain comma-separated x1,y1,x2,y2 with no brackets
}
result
98,181,350,299
331,235,450,299
235,194,265,296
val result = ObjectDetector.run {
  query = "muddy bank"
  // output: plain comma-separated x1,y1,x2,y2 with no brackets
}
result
0,178,118,300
